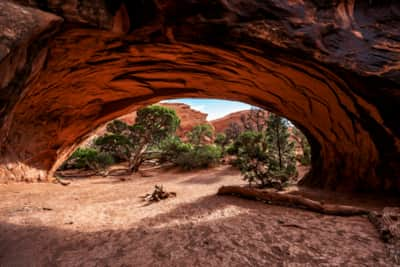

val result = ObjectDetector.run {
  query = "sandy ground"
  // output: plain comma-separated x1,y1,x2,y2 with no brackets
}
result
0,165,398,266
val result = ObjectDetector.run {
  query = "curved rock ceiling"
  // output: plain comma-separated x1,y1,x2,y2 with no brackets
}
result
0,0,399,192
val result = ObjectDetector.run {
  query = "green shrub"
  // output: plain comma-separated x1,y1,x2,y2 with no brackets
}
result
214,133,230,155
175,145,222,170
94,134,132,162
93,105,180,173
292,127,311,166
226,143,238,155
69,148,99,169
93,152,115,168
159,136,193,163
299,142,311,165
65,148,114,173
195,145,222,168
186,124,214,146
231,127,296,189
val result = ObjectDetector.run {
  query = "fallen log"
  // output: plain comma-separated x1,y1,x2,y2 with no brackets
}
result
217,186,369,216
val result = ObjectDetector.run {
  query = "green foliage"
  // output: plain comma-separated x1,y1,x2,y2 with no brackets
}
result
226,144,236,155
162,123,221,170
92,152,115,171
66,148,114,174
230,131,270,186
230,113,297,189
194,145,222,168
265,113,296,177
214,133,230,154
175,145,222,170
159,136,193,163
69,148,99,169
94,133,132,162
292,127,312,166
134,105,180,146
215,133,226,145
159,124,222,170
94,105,180,172
61,105,180,174
187,124,214,146
240,108,269,132
106,119,130,135
300,143,311,165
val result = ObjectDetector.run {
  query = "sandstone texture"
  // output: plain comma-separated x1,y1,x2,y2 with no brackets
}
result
0,0,399,192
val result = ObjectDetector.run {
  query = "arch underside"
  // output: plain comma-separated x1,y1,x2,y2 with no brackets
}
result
0,1,399,192
0,28,397,192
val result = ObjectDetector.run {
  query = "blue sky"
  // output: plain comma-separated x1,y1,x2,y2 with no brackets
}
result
161,98,252,121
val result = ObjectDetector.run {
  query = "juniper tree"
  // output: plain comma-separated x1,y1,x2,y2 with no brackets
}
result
225,122,241,141
292,127,311,165
232,113,296,188
240,108,269,132
96,105,180,173
186,124,213,146
265,113,296,177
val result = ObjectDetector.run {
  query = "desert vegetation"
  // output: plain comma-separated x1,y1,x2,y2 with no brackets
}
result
59,104,310,191
226,110,297,189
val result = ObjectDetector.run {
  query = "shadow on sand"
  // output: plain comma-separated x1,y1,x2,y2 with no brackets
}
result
0,193,394,266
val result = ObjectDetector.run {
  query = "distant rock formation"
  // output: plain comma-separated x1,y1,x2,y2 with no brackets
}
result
158,103,212,139
211,110,255,134
88,103,211,140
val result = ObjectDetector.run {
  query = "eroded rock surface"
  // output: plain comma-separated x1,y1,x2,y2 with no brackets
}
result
0,0,399,192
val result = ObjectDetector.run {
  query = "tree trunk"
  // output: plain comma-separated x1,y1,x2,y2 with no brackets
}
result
128,143,148,173
217,186,369,216
276,124,282,170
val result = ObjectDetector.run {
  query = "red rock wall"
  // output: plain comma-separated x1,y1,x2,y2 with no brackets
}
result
0,0,399,192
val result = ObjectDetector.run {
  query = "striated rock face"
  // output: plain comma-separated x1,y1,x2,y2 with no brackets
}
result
0,0,399,192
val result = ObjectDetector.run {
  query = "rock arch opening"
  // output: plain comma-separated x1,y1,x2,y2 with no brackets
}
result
0,1,399,192
56,99,312,187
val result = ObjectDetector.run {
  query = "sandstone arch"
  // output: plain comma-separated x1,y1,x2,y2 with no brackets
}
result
0,0,399,192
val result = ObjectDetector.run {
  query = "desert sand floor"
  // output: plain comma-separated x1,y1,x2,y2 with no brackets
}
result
0,165,398,266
